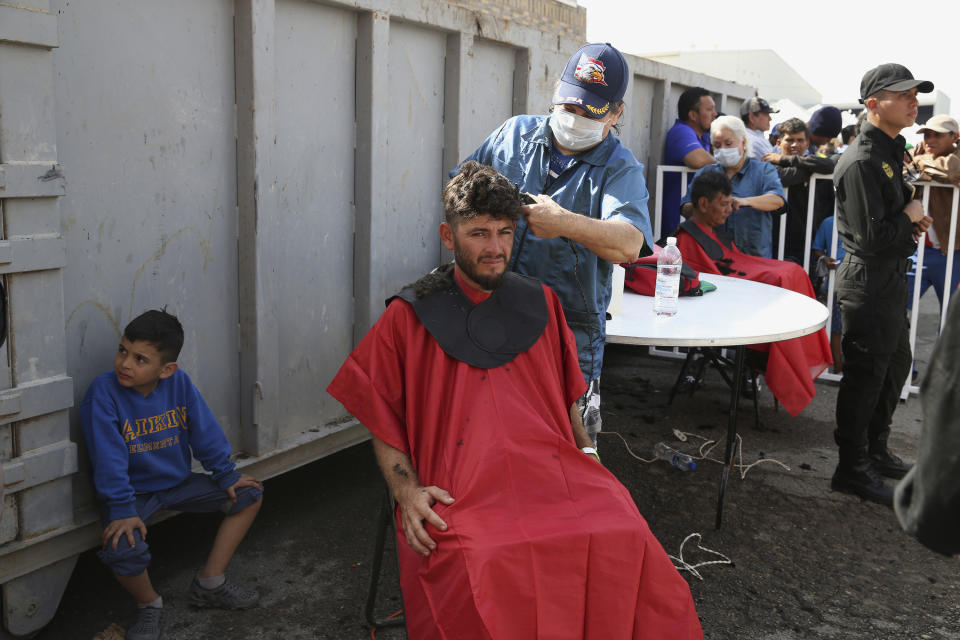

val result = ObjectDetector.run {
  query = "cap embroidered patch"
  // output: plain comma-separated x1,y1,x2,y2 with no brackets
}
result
585,101,610,116
881,161,894,178
574,54,607,86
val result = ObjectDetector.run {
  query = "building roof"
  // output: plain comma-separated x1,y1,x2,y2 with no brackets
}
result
643,49,822,107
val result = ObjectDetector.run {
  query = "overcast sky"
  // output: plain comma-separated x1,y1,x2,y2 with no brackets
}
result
579,0,956,114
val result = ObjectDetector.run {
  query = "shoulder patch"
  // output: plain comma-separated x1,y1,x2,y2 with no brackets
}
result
881,161,894,179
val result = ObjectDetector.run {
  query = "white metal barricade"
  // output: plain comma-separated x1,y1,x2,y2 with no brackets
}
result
651,165,699,362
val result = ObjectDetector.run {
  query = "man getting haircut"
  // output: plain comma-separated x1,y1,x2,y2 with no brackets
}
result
328,161,701,640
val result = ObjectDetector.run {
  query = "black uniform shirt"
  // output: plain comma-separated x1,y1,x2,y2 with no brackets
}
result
833,121,916,259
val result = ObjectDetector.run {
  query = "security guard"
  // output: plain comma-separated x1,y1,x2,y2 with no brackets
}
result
832,64,934,506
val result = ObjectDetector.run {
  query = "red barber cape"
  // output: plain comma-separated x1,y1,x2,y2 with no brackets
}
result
328,279,702,640
677,222,832,416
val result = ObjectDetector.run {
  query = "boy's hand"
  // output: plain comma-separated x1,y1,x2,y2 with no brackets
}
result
226,473,263,502
103,516,147,550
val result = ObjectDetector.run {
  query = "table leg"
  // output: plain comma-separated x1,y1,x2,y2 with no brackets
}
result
715,344,745,529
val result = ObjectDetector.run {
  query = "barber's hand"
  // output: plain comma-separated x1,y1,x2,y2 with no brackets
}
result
904,200,926,223
103,516,147,550
396,485,455,557
520,195,571,239
730,197,743,211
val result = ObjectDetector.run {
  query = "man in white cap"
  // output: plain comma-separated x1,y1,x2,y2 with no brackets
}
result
741,96,779,160
905,114,960,312
453,43,652,448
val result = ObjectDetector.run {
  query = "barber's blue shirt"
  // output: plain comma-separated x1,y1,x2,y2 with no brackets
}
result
457,114,652,381
681,159,785,258
663,119,710,235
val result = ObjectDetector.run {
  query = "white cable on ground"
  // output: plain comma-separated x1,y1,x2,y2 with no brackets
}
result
599,429,791,479
668,533,732,580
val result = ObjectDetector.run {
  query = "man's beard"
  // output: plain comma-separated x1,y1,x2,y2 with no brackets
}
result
453,243,508,291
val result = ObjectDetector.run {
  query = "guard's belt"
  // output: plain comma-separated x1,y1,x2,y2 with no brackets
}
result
386,265,548,369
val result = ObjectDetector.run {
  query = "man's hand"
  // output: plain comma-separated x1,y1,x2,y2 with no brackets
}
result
730,197,743,211
904,200,926,223
762,152,785,164
913,215,933,242
520,195,571,239
103,516,147,550
226,473,263,502
396,485,455,557
824,256,840,270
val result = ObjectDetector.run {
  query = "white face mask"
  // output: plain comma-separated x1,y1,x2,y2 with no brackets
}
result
550,109,606,151
714,147,742,167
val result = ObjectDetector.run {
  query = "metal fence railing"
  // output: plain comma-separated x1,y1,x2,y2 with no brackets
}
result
647,165,959,399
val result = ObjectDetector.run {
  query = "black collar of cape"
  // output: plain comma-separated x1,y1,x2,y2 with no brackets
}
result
679,219,735,260
385,264,549,369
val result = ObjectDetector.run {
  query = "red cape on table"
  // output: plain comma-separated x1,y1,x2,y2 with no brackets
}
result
328,276,702,640
676,221,832,415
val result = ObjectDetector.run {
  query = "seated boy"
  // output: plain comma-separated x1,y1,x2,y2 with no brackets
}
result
80,310,263,640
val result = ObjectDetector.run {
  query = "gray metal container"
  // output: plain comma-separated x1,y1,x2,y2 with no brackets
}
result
0,1,751,635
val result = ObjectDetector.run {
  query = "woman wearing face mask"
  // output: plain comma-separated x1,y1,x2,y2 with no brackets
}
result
679,115,786,258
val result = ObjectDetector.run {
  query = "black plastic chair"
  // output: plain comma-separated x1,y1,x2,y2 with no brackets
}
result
668,347,773,430
365,488,406,631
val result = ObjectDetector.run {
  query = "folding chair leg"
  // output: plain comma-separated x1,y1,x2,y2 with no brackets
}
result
751,370,761,430
668,349,697,405
365,489,405,629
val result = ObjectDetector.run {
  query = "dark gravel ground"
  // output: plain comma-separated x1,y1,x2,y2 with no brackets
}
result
38,302,960,640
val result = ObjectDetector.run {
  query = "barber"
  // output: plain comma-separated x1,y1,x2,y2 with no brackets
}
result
453,42,652,447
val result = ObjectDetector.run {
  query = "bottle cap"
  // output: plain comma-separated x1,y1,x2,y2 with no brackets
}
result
666,237,677,246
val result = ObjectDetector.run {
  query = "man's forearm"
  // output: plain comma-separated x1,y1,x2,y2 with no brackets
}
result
371,435,421,501
562,214,645,262
738,194,785,212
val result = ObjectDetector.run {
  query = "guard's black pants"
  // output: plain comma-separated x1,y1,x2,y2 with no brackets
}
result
835,257,912,461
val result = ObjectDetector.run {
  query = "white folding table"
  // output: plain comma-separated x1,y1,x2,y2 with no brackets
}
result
605,274,829,527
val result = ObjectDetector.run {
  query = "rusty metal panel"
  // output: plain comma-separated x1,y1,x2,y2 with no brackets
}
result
54,0,241,449
273,0,357,439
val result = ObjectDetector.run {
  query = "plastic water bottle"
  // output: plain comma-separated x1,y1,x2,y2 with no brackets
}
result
653,441,697,471
653,237,682,316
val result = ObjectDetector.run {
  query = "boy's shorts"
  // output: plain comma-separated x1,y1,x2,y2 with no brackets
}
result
98,473,262,576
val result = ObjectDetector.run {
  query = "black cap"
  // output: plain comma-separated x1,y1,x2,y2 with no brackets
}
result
739,96,779,117
859,63,933,103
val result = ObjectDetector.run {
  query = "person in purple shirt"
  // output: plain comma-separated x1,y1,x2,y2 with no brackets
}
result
662,87,717,236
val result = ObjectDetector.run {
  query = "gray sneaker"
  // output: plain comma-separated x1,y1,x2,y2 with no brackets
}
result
189,577,260,610
127,606,163,640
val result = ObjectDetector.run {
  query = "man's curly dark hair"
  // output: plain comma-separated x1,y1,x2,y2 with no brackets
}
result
443,160,523,226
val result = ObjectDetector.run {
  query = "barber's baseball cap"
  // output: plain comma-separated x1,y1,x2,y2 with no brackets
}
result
552,43,628,119
858,63,933,103
917,114,959,135
739,96,779,117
